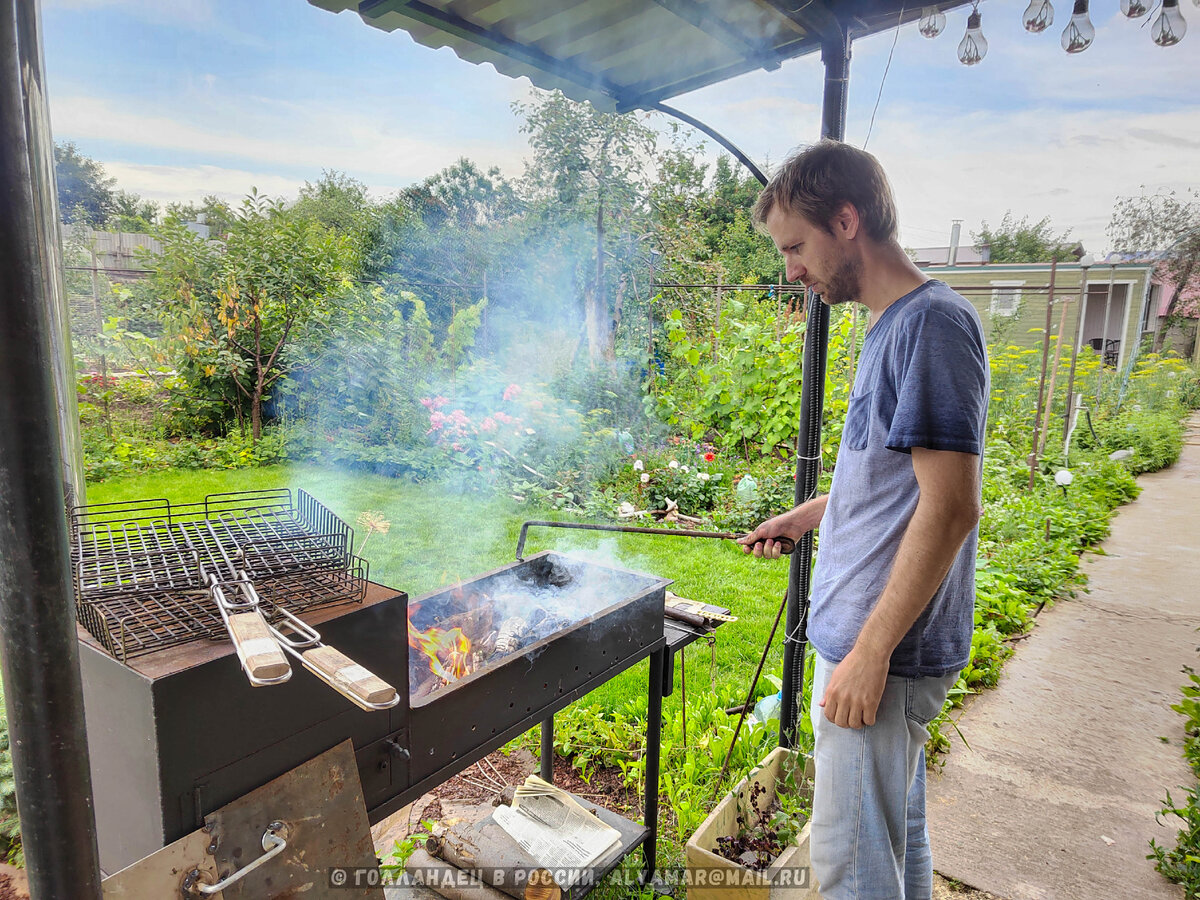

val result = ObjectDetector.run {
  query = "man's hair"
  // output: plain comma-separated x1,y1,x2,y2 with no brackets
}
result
751,141,899,244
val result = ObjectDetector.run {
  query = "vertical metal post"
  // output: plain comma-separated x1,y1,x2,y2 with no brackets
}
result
779,23,849,751
0,1,103,897
1028,261,1058,489
540,716,554,783
640,647,665,885
1097,265,1116,399
1062,259,1093,443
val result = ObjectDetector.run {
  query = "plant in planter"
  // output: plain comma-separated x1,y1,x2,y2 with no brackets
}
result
713,770,809,871
685,747,819,899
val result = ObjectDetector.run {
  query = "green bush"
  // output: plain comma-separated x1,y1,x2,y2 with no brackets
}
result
1150,666,1200,897
1082,408,1186,474
0,681,21,867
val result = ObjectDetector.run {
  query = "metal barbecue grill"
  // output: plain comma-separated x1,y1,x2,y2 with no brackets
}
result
70,489,368,662
78,541,675,883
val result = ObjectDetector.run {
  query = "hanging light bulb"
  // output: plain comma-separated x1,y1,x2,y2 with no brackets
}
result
958,6,988,64
1151,0,1188,44
1120,0,1149,18
919,5,947,37
1023,0,1055,31
1061,0,1096,51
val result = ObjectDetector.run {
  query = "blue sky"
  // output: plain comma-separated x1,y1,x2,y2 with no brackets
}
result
42,0,1200,254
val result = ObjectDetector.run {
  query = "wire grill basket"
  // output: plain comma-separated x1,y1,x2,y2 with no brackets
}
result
70,489,368,662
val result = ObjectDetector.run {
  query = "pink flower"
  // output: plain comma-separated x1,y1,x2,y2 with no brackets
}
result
503,384,522,402
479,417,498,433
452,443,465,452
704,452,716,462
426,411,447,433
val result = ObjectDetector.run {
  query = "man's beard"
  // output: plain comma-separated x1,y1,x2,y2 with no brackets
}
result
817,251,862,306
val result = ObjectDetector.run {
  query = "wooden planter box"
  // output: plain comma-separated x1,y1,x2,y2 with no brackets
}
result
684,747,820,900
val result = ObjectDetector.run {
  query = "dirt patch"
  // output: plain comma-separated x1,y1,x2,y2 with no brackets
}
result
0,864,30,900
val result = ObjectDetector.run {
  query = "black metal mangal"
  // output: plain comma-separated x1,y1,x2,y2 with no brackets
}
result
80,550,671,882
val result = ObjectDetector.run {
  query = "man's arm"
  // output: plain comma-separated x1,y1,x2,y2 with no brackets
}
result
819,447,982,729
739,494,829,559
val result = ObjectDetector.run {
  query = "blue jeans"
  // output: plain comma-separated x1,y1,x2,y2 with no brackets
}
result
809,653,958,900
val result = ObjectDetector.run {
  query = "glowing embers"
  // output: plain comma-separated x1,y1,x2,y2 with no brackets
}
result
405,555,629,702
407,591,577,700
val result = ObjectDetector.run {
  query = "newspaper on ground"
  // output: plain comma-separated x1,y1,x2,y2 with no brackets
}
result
492,774,622,887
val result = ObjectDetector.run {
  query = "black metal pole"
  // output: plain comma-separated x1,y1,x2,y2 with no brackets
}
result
0,2,103,896
540,716,554,783
779,24,849,751
640,646,665,885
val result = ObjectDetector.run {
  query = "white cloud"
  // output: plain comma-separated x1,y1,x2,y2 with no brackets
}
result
50,92,530,191
101,161,304,205
867,104,1200,254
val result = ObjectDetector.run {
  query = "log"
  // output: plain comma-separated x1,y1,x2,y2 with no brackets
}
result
427,824,562,900
404,848,509,900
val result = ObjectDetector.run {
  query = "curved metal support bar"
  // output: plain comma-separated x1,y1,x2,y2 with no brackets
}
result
650,102,768,186
192,826,287,895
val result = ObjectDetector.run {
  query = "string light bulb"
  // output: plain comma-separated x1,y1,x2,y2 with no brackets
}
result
1151,0,1187,44
1022,0,1055,32
1061,0,1095,51
958,7,988,64
919,5,947,37
1120,0,1149,18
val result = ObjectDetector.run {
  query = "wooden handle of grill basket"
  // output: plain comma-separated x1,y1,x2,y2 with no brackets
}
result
227,612,291,682
301,645,398,709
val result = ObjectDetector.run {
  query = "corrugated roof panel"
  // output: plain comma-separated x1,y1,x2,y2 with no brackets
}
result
308,0,974,111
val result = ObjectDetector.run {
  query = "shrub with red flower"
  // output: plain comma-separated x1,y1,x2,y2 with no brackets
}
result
704,452,716,462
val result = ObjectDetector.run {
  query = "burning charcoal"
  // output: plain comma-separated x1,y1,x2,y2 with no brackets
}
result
494,616,527,655
517,556,574,588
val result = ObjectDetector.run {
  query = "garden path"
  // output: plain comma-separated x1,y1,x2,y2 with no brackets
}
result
927,413,1200,900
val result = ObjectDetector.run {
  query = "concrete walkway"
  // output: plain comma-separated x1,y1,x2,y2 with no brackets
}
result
927,414,1200,900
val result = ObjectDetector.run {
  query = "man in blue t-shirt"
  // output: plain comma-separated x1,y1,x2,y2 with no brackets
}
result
740,142,989,900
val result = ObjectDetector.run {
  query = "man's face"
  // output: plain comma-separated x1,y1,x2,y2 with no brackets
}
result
764,205,861,306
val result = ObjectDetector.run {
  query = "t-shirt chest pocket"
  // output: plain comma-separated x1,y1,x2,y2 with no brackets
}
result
842,390,874,451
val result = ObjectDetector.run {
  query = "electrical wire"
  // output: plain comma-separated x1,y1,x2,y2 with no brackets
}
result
864,4,906,150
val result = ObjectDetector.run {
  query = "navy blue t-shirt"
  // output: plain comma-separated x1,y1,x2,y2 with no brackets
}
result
808,280,990,678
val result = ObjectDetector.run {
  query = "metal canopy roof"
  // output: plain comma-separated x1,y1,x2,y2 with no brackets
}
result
310,0,972,113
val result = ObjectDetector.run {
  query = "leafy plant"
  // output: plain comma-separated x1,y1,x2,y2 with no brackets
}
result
1150,667,1200,897
378,818,437,876
712,754,811,871
0,680,21,867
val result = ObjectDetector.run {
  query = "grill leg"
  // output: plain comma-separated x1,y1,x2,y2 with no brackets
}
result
642,647,665,885
540,715,553,784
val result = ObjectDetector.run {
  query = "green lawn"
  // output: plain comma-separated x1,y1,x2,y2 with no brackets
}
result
85,465,794,715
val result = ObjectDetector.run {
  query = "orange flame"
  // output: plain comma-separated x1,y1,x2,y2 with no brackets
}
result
408,619,472,682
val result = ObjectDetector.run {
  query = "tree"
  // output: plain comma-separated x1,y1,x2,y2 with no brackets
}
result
110,190,158,232
972,212,1076,262
151,191,358,441
54,141,114,226
515,90,659,363
1109,188,1200,352
164,196,236,240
